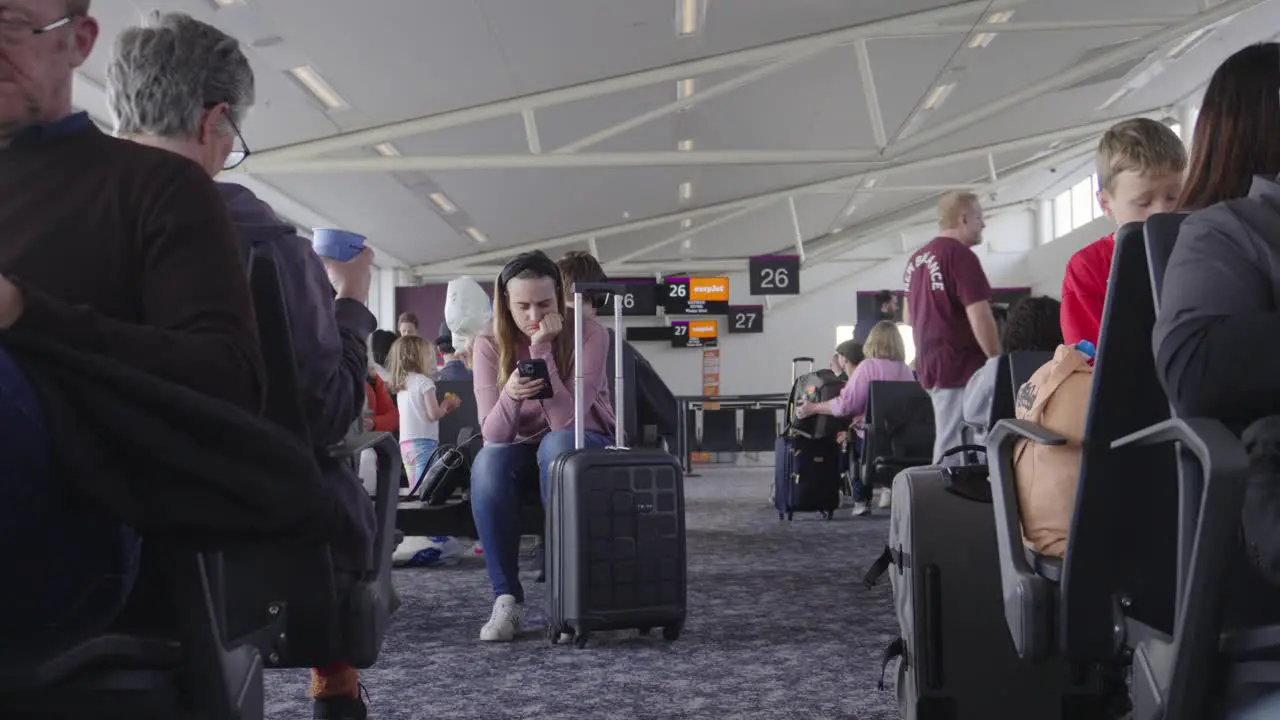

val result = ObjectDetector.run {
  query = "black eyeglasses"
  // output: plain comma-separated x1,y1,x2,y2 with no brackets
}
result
204,103,251,171
223,113,251,171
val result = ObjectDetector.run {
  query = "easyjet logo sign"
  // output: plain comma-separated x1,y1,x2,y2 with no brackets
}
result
689,277,729,301
689,320,717,338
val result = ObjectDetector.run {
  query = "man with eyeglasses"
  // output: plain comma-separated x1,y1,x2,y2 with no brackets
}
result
0,0,265,657
107,13,378,719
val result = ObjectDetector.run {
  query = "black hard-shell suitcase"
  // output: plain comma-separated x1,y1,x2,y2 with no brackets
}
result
863,452,1106,719
545,282,688,648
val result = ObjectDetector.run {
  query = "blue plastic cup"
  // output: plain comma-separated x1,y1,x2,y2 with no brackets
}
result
312,228,366,262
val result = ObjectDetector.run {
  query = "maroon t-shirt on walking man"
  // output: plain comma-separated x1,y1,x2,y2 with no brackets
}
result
903,236,992,390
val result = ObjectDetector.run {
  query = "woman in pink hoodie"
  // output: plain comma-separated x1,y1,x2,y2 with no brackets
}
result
796,321,917,514
468,251,616,642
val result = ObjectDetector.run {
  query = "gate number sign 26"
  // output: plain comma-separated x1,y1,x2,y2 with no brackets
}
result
748,255,800,296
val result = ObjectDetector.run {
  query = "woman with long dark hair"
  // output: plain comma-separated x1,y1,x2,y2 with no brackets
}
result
468,250,615,642
1154,42,1280,421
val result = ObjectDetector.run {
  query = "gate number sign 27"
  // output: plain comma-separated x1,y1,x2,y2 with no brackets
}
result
727,305,764,334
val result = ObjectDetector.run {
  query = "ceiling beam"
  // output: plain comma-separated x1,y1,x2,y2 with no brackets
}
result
245,1,988,163
521,109,541,154
242,148,886,173
888,0,1261,157
788,196,806,262
607,201,772,267
895,17,1189,38
409,112,1158,274
552,47,828,154
853,40,886,148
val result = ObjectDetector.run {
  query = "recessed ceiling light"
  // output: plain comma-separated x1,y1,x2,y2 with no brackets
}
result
212,0,243,7
287,65,349,112
681,218,693,229
623,211,631,219
922,82,956,111
676,78,696,102
678,138,694,152
969,11,1013,49
428,192,458,214
831,226,845,234
373,142,400,157
861,177,879,189
842,203,857,217
465,227,488,244
679,181,693,202
676,0,704,37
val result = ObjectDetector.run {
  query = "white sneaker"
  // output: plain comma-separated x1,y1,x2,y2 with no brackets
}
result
479,594,524,642
851,502,870,517
878,488,892,509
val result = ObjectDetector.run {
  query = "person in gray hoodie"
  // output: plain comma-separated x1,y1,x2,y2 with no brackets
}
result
1153,42,1280,604
106,13,375,719
1154,42,1280,425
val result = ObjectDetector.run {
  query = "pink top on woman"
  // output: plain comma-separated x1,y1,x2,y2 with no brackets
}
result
829,358,918,432
472,319,617,444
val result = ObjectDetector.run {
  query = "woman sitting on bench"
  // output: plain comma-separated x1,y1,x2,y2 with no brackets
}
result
469,250,616,642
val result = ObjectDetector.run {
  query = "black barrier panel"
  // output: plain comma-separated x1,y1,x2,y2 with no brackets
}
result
700,409,739,453
742,408,780,452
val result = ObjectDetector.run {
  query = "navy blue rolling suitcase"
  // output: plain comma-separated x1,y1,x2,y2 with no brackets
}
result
545,283,688,648
774,435,841,520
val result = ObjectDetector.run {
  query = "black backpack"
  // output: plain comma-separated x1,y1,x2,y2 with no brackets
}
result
787,369,845,440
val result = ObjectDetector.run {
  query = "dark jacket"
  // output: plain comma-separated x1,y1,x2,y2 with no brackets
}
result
1153,175,1280,426
436,358,472,382
1,336,336,544
219,183,377,569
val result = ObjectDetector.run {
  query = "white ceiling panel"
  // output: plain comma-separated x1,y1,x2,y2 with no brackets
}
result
72,0,1265,275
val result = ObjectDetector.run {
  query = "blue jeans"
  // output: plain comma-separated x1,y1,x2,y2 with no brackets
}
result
0,348,140,657
470,429,610,603
851,435,868,503
401,437,440,490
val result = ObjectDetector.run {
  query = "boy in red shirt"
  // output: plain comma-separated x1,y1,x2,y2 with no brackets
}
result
1061,118,1186,347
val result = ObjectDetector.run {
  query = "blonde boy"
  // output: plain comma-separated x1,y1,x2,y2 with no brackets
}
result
1060,118,1186,347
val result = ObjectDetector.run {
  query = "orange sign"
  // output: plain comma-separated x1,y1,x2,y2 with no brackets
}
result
702,348,720,400
689,277,729,302
689,319,718,338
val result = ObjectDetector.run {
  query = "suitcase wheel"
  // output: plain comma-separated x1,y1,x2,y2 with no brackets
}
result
573,632,590,649
547,625,561,645
661,623,682,642
787,512,794,521
638,626,652,637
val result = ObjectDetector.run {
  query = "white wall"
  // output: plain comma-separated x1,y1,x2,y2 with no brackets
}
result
631,209,1056,397
1018,216,1114,298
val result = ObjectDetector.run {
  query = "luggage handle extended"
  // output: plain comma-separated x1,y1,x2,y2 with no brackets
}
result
572,281,627,451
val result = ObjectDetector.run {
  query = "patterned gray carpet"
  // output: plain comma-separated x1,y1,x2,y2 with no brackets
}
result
265,466,902,720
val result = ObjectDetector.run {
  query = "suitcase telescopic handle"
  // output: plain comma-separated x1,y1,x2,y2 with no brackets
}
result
572,282,628,451
791,356,815,383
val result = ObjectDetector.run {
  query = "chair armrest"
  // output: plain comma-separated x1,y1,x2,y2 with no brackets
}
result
994,418,1067,447
986,419,1060,660
329,431,394,459
1112,418,1248,717
349,433,402,581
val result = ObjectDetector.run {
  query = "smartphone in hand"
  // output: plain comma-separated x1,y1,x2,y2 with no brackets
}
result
517,358,554,400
